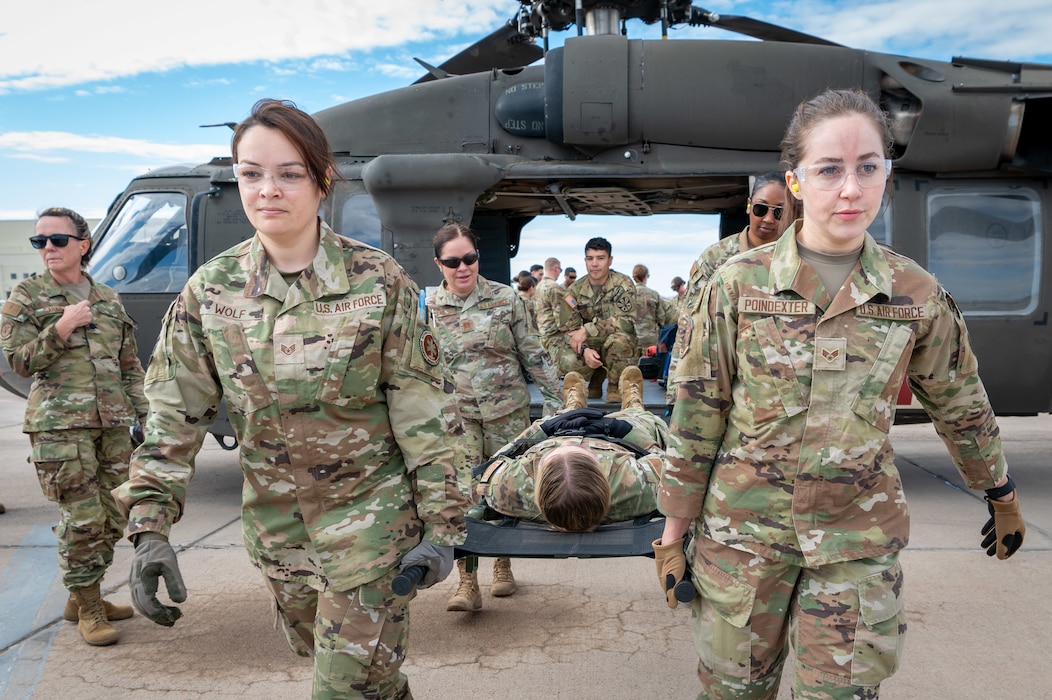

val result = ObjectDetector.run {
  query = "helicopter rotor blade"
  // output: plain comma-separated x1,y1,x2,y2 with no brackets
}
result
413,20,544,84
686,7,842,47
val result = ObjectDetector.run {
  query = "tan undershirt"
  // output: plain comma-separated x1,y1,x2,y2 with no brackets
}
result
797,242,862,299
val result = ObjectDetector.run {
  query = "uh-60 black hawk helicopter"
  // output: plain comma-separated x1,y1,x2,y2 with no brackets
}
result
3,0,1052,441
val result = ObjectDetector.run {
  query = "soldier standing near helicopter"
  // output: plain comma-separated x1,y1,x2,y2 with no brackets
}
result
1,206,148,647
655,89,1025,699
114,99,468,699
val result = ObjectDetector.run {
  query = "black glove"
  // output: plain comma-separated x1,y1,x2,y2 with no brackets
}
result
980,497,1025,560
130,533,187,626
399,541,454,589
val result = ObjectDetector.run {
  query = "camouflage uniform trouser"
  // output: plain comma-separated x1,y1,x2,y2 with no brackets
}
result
549,331,636,389
28,427,132,590
461,405,531,502
265,568,413,700
689,536,905,700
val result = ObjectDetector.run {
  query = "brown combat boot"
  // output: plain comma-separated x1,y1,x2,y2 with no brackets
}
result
619,366,645,411
446,559,482,611
563,372,588,410
491,558,517,597
64,593,133,622
605,373,622,405
587,368,606,398
72,585,119,646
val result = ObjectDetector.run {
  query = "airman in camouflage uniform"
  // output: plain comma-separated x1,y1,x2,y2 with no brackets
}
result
666,172,788,403
2,207,148,646
115,95,467,700
115,221,467,697
534,273,565,356
554,238,638,402
475,367,657,532
428,274,563,471
657,90,1023,700
662,224,1018,698
429,224,562,609
632,268,678,357
664,227,751,403
480,406,664,526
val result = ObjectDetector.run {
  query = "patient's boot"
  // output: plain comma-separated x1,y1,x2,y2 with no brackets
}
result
563,372,588,410
619,366,645,411
446,559,482,611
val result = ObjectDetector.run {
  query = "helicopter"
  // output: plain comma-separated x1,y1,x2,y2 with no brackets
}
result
3,0,1052,440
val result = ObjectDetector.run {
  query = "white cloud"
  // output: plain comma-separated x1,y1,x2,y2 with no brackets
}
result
0,131,222,163
771,0,1052,61
0,0,512,93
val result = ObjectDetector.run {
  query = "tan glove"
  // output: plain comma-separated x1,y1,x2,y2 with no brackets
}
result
980,497,1025,560
652,537,687,609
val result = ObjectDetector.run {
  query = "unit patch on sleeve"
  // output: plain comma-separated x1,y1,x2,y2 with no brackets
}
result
419,329,440,366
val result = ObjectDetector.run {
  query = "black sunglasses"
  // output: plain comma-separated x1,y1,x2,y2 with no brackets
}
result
750,203,784,221
30,234,84,249
437,251,479,269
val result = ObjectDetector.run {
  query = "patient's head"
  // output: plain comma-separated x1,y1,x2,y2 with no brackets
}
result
534,445,611,532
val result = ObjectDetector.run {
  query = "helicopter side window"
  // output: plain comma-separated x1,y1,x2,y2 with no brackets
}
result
927,187,1041,316
867,201,892,245
334,193,382,248
88,192,189,294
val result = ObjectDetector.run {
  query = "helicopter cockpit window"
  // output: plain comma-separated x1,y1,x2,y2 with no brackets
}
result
927,187,1041,316
88,192,189,294
334,194,381,248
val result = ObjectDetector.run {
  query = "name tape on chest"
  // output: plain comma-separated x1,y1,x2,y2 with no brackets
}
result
478,298,511,310
739,297,816,316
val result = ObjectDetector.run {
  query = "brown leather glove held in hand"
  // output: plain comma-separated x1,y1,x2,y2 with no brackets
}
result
980,497,1025,560
652,537,687,609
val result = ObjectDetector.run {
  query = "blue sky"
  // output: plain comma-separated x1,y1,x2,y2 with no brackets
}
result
3,0,1051,291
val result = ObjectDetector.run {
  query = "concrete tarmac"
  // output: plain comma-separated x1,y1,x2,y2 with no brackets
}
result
0,389,1049,699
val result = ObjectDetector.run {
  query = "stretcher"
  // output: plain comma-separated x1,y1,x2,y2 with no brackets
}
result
454,510,665,559
392,508,675,596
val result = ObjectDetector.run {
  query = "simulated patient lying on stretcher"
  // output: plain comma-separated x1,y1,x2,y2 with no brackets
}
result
476,367,667,532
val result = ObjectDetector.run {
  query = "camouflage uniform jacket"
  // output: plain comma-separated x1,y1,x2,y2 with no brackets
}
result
1,270,148,432
480,409,667,524
662,224,1007,568
560,269,637,343
666,227,752,402
684,226,752,317
428,275,562,420
533,276,565,347
634,283,677,350
115,222,468,592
